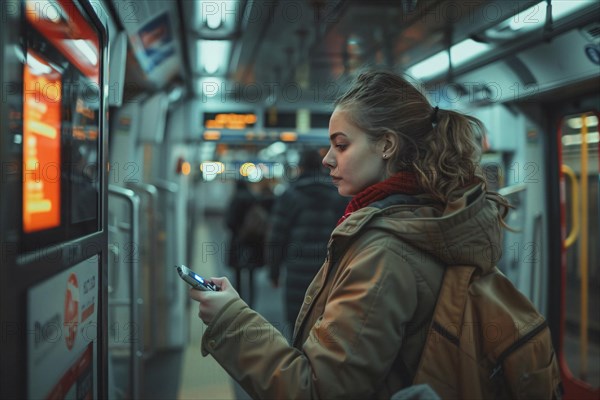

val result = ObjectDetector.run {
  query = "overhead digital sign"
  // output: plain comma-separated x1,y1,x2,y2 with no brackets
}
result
203,112,257,129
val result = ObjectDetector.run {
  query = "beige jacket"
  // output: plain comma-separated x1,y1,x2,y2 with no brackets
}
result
201,185,501,399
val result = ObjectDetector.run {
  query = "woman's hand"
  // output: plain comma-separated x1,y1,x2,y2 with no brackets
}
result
189,277,240,325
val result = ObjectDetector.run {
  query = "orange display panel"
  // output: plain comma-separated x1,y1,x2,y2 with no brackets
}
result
204,113,257,129
22,51,62,233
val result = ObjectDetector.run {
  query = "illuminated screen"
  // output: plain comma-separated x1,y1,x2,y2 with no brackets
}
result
20,0,102,247
203,112,257,129
22,51,62,233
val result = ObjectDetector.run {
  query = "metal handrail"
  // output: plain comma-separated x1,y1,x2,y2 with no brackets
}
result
561,164,580,248
108,185,141,400
579,113,590,380
153,179,178,194
126,182,159,359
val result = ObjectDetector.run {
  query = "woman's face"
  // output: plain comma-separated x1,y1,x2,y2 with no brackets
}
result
322,108,387,196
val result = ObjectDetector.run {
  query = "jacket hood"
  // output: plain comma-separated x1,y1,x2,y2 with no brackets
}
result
331,184,502,273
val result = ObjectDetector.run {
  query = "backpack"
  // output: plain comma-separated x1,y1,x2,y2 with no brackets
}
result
238,202,269,243
413,265,563,399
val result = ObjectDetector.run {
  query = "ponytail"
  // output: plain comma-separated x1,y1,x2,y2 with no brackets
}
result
416,107,515,229
413,108,484,202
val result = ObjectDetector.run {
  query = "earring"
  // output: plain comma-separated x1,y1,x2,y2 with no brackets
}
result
383,154,388,159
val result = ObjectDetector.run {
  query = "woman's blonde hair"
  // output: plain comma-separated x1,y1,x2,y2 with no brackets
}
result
335,70,484,203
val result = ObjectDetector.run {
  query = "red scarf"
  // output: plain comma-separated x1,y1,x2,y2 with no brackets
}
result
337,171,422,226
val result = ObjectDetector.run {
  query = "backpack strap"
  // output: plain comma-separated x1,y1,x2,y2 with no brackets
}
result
413,266,478,383
429,266,477,339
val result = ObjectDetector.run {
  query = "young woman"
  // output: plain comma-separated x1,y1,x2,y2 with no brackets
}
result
190,70,508,399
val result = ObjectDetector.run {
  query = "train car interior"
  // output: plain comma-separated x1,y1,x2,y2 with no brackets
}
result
1,0,599,399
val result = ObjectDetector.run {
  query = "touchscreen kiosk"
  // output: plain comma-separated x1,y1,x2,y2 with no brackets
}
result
20,0,102,253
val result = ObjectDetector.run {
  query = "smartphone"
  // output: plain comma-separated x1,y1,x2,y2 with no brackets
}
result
175,265,220,291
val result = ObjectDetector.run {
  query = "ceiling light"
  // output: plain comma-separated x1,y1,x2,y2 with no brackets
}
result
72,39,98,66
407,38,491,80
195,0,242,36
450,39,490,66
552,0,597,20
566,115,598,129
206,11,222,29
406,51,449,80
562,132,599,146
500,0,596,32
197,40,232,75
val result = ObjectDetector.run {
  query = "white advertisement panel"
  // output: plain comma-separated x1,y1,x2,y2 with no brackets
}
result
28,257,99,399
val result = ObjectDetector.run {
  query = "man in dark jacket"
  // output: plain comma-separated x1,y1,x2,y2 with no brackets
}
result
266,149,348,334
225,180,272,306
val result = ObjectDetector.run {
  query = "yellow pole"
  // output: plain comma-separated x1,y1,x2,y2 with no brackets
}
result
579,113,589,380
561,164,579,248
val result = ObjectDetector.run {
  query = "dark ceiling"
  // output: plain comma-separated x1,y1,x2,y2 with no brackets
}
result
121,0,545,101
181,0,451,92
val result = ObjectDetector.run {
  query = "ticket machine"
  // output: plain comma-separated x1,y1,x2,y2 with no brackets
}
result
0,1,109,398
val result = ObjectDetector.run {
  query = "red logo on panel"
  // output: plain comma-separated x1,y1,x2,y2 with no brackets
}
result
64,273,79,350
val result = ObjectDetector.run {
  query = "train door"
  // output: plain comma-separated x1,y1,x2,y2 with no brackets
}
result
0,0,109,398
549,95,600,399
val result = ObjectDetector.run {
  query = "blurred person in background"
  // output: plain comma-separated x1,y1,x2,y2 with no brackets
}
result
225,179,272,306
266,148,348,336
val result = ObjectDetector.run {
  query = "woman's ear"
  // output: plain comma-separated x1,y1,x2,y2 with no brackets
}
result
380,130,399,157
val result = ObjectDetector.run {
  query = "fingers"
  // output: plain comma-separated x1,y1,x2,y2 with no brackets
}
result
188,277,232,302
189,288,204,302
192,294,208,321
209,276,230,288
188,276,239,325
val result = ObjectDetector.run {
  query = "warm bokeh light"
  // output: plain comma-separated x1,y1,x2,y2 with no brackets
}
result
280,131,297,142
203,130,221,140
181,162,191,175
239,162,256,177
